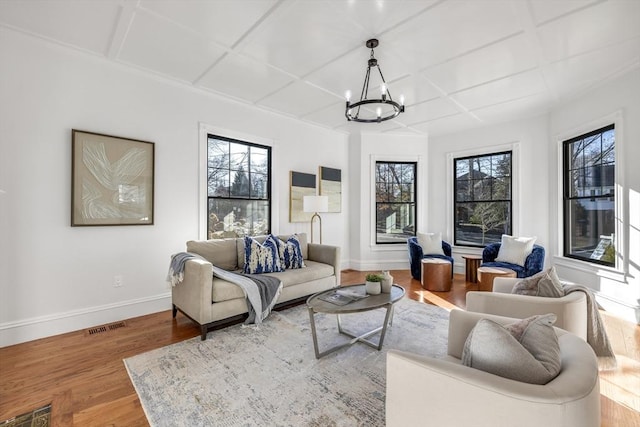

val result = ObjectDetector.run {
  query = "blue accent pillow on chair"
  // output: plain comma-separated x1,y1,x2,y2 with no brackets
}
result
244,235,283,274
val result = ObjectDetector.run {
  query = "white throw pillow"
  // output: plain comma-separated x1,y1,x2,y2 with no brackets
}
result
495,234,536,267
417,232,444,255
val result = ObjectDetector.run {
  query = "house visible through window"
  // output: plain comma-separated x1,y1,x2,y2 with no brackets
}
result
563,124,615,267
375,161,416,244
454,151,512,247
207,134,271,239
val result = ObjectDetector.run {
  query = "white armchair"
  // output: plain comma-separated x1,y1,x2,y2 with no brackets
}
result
466,277,588,340
386,309,600,427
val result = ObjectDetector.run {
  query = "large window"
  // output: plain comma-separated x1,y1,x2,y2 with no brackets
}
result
454,151,512,247
207,134,271,239
375,161,416,244
563,124,615,267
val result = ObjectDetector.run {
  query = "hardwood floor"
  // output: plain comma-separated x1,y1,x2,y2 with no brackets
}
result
1,270,638,426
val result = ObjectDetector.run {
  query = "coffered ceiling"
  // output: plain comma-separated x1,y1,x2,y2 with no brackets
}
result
1,0,638,136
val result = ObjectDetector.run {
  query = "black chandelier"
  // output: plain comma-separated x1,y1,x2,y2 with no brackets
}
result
345,39,405,123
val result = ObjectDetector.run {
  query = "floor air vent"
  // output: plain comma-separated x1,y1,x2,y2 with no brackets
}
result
85,321,126,336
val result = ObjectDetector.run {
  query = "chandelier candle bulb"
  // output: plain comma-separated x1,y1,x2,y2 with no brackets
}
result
345,38,405,123
345,90,351,102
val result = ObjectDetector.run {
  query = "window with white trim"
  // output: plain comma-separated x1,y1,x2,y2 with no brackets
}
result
375,161,416,244
563,124,615,267
206,134,271,239
454,151,512,247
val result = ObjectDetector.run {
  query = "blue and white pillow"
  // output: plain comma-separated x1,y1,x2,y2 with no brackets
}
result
278,234,305,270
243,235,283,274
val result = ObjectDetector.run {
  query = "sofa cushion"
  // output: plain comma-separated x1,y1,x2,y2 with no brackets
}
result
211,277,246,302
186,238,238,271
278,234,305,269
512,266,564,297
495,234,537,267
259,260,334,288
417,232,444,255
211,260,334,302
462,314,561,384
243,235,283,274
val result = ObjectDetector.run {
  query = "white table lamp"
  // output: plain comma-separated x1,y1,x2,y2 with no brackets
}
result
303,195,328,244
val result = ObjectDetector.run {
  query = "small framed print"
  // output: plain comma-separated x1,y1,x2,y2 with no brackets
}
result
319,166,341,212
289,171,316,223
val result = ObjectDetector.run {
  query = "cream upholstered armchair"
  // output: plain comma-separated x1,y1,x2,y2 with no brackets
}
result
386,310,600,427
466,277,588,340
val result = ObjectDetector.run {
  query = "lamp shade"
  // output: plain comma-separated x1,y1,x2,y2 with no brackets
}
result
303,195,328,213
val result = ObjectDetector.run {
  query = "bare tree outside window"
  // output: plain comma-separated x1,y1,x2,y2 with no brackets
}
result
375,162,416,244
207,135,271,239
454,151,512,246
563,124,615,267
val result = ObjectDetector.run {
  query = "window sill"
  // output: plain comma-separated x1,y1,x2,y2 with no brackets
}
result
553,256,628,284
370,244,408,252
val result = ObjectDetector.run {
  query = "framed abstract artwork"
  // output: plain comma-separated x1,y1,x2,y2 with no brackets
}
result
71,129,155,226
289,171,316,223
319,166,341,212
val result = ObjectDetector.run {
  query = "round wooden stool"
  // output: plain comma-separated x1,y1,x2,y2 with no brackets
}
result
477,266,516,291
421,258,452,291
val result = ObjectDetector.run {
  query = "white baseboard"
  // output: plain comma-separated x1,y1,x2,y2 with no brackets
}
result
0,292,172,347
347,260,465,276
348,259,409,271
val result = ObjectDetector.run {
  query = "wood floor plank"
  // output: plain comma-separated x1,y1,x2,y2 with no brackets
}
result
0,269,638,426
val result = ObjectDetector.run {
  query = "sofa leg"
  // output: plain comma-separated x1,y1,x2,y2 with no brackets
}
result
172,304,177,318
200,325,208,340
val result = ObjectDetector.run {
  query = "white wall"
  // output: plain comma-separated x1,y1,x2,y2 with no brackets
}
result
428,115,551,273
0,29,349,346
348,132,428,271
548,69,640,323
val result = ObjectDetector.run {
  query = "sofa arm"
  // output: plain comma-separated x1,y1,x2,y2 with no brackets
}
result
386,341,599,427
492,277,520,293
308,243,341,286
171,258,213,325
466,291,588,340
387,350,540,427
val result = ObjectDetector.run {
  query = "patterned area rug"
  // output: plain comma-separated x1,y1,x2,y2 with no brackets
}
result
124,298,450,426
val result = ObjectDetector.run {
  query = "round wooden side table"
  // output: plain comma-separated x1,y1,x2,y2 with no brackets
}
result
421,258,452,291
462,255,482,283
476,266,517,291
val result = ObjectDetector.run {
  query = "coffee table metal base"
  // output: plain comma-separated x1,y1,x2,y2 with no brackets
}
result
308,305,395,359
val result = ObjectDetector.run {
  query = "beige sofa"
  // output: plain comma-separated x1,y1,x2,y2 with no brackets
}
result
386,309,600,427
171,233,340,340
466,277,588,340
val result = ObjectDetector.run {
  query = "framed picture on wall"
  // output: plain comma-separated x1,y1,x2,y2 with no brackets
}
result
71,129,155,226
289,171,316,223
319,166,341,212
